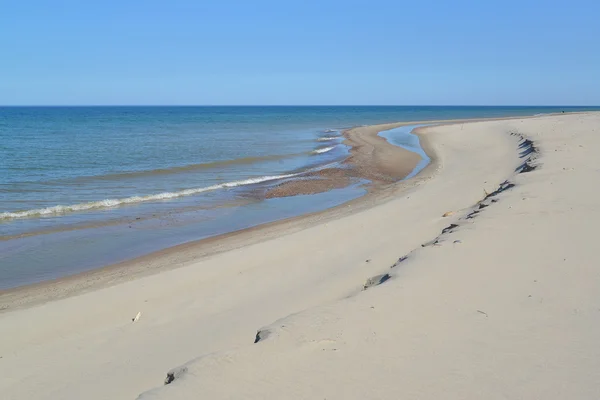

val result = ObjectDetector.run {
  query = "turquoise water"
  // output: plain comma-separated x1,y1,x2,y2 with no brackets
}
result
379,124,431,179
1,106,598,289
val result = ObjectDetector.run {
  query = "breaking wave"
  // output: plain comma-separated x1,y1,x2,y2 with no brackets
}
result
0,174,298,220
63,153,303,183
311,146,336,155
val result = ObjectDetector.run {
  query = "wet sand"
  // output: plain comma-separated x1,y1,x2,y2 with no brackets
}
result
266,122,423,198
265,176,353,198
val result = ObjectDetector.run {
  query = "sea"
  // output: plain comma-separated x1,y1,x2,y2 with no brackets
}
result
1,106,598,289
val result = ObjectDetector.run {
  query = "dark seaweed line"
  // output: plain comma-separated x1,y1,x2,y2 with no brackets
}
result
513,132,539,174
418,131,538,248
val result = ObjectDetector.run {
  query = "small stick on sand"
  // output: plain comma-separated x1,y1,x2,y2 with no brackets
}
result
132,311,142,323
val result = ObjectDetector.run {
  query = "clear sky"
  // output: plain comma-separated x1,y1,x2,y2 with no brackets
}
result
1,0,599,105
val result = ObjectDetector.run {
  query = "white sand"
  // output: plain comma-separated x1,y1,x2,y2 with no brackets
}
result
2,113,599,399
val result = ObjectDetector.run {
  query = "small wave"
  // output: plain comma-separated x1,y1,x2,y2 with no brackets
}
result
317,136,341,142
62,153,303,183
324,129,339,133
0,174,298,220
312,146,336,155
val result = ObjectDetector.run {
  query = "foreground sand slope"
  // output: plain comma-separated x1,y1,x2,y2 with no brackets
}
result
138,113,600,399
0,116,516,399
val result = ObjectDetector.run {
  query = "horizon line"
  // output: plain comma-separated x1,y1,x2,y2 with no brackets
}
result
1,104,599,108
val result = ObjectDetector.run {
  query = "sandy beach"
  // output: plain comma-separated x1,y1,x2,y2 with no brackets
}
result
2,112,600,399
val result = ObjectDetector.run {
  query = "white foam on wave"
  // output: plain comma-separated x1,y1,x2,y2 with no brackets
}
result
0,173,298,220
311,146,336,154
317,136,340,142
324,129,339,133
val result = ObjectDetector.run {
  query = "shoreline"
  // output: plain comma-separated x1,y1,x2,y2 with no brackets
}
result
0,121,433,308
2,112,599,400
0,113,569,310
137,111,600,400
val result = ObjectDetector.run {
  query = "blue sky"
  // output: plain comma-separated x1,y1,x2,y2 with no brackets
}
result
1,0,599,105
